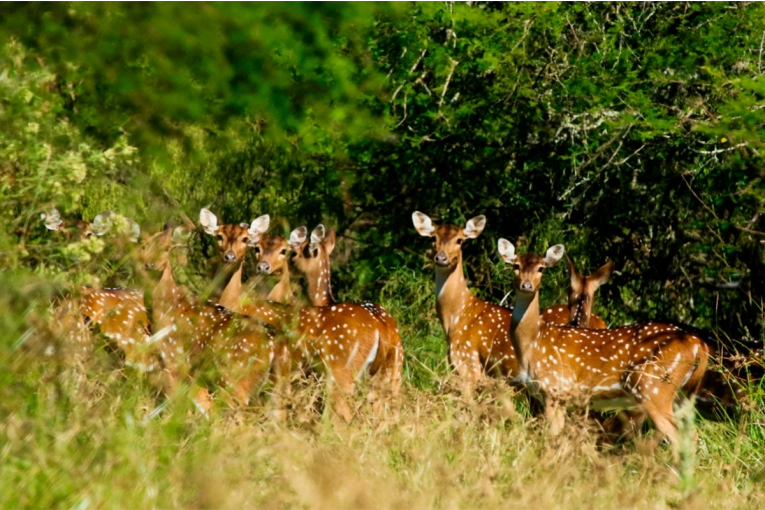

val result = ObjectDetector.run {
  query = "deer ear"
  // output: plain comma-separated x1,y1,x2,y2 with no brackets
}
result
323,229,336,256
171,226,190,244
464,215,486,239
248,214,270,244
199,208,218,236
543,244,566,267
290,226,308,247
590,260,614,287
566,255,582,287
129,219,141,243
310,224,326,245
42,208,63,231
91,211,114,236
412,211,435,237
497,238,517,263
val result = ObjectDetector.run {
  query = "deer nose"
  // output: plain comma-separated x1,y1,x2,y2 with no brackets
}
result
434,251,449,265
520,281,534,292
257,261,271,273
223,251,237,262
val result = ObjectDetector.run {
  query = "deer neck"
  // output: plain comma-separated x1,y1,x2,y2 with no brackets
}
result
219,261,244,311
153,263,178,315
306,256,334,307
435,256,473,336
267,265,294,304
511,290,542,381
568,297,592,328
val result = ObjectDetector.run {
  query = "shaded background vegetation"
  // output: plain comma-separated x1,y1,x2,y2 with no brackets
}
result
3,2,763,342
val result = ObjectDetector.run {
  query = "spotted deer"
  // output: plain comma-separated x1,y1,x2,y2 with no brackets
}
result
201,209,292,328
42,208,140,242
497,239,709,451
253,233,296,304
142,226,276,409
542,257,613,329
201,210,295,413
412,212,517,391
288,224,404,421
42,209,152,369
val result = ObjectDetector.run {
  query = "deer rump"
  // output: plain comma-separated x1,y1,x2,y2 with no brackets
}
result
294,302,398,382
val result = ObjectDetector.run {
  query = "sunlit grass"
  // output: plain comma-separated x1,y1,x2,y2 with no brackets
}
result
0,264,762,509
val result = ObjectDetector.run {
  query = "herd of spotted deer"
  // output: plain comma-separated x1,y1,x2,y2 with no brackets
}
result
42,206,762,456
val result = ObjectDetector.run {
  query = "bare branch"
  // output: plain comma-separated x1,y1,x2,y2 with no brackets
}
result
438,57,459,110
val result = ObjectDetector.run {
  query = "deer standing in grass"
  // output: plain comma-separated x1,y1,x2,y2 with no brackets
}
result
288,224,404,421
543,257,613,329
143,226,276,410
43,209,153,370
497,239,709,452
412,212,518,391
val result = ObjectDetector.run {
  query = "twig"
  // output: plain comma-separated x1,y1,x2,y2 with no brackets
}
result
396,92,409,128
513,19,535,52
409,49,427,76
692,141,748,155
438,57,459,110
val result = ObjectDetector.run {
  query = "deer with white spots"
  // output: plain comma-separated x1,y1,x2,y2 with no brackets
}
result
412,212,518,391
288,224,404,421
201,209,296,413
143,226,276,410
201,209,293,328
42,208,140,243
43,209,153,369
497,239,710,452
252,232,296,305
543,257,613,329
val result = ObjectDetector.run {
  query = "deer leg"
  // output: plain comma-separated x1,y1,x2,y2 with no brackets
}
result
270,343,292,421
327,366,355,423
193,385,214,415
545,398,566,436
602,409,647,442
450,344,481,395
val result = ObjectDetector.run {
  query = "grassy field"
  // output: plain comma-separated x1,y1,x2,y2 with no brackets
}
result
0,267,763,510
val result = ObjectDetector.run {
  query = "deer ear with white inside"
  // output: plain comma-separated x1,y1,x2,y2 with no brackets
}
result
310,224,326,245
199,208,219,236
92,211,114,236
464,215,486,239
289,226,308,247
42,208,64,231
412,211,436,237
248,214,270,245
497,238,517,263
543,244,566,267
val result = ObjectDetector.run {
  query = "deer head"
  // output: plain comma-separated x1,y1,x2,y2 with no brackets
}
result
199,208,268,264
412,212,486,269
566,257,613,328
254,234,291,275
497,239,565,294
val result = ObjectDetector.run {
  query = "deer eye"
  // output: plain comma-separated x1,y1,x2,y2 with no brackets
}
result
85,232,93,238
242,237,249,245
538,266,545,273
512,264,520,271
280,249,287,255
216,234,223,241
456,238,463,245
253,246,261,254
